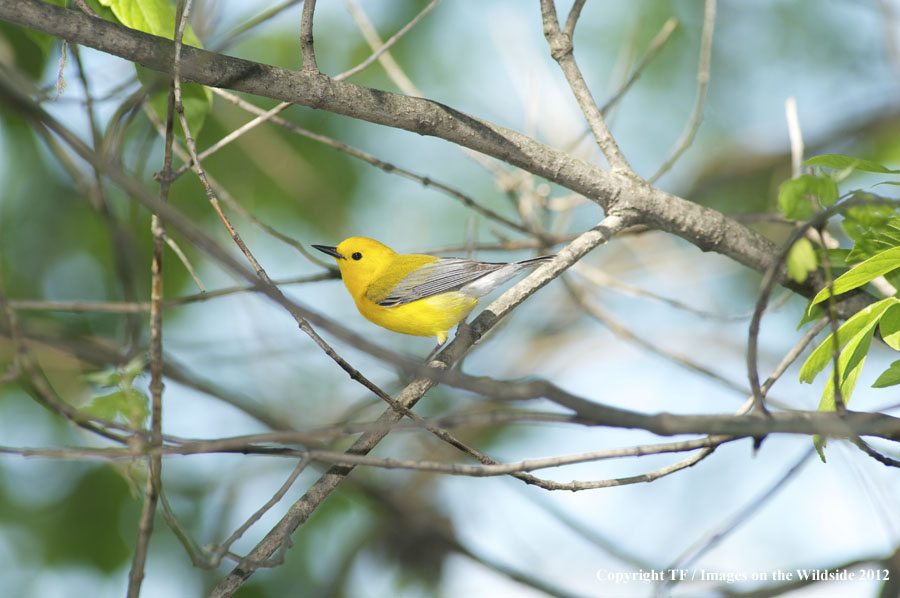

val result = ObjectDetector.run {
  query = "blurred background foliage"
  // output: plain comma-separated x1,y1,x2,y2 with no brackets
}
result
1,1,900,597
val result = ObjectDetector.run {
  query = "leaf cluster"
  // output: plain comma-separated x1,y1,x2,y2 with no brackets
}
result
778,154,900,458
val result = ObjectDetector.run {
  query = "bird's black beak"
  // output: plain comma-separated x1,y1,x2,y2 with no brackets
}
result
312,244,345,260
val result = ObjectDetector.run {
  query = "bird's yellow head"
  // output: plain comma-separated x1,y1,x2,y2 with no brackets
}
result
312,237,398,298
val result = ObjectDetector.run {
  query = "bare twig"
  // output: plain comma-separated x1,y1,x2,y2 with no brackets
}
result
785,96,803,178
648,0,716,183
850,437,900,468
562,0,587,39
170,101,292,179
211,1,302,53
142,101,323,264
819,229,845,412
571,261,790,321
343,0,419,95
527,316,828,491
540,0,633,174
126,1,189,595
162,232,205,291
660,448,814,595
210,88,534,236
334,0,440,82
71,0,98,18
564,276,751,398
600,17,678,117
5,275,333,314
206,457,312,567
299,0,317,72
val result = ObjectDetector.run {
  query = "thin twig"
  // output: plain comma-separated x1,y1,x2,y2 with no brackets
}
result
659,447,815,595
785,96,803,178
126,0,188,595
71,0,98,17
564,276,751,398
539,0,633,174
343,0,419,95
562,0,587,39
555,316,828,492
211,1,302,53
162,232,205,291
850,437,900,468
648,0,716,183
299,0,318,72
0,436,729,478
169,101,292,179
819,229,845,412
600,17,678,117
571,261,791,321
142,101,325,264
334,0,440,82
5,276,333,314
205,457,312,567
6,275,333,314
209,89,535,236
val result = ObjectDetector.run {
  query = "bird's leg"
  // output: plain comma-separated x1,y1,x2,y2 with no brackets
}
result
424,341,445,363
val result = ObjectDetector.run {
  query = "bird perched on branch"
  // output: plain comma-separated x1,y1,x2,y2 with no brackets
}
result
313,237,553,348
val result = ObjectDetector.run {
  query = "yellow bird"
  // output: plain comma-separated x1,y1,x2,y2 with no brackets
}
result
312,237,553,345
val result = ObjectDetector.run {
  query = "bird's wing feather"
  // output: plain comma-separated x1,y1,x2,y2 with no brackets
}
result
371,258,504,307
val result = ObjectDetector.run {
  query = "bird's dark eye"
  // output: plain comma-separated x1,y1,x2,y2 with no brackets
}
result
352,252,363,261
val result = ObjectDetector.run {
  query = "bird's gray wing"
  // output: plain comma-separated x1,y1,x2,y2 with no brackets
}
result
375,258,504,307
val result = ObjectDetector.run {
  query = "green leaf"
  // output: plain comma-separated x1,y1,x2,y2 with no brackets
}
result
798,303,824,329
814,436,827,462
82,391,127,420
122,354,147,380
80,366,122,387
140,69,212,138
82,389,149,428
98,0,203,46
873,359,900,388
844,205,900,264
97,0,212,137
824,248,851,269
810,246,900,306
812,316,879,460
799,297,898,383
778,174,838,219
804,154,898,174
880,304,900,350
787,238,818,283
816,322,875,412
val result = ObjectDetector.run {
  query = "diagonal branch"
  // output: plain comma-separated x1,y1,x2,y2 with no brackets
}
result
539,0,633,174
648,0,716,183
208,218,627,596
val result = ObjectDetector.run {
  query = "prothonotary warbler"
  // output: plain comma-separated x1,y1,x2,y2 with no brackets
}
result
312,237,554,345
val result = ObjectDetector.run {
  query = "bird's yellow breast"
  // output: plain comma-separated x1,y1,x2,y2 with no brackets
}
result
353,291,477,344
